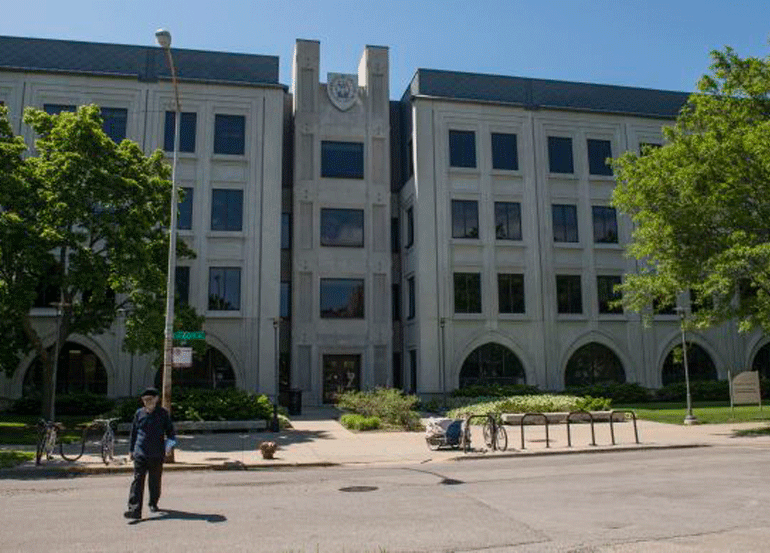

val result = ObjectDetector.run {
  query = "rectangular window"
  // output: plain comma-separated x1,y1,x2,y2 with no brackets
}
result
101,108,127,143
175,266,190,305
391,217,400,252
393,352,402,390
449,130,476,168
556,275,582,314
405,207,414,248
498,273,525,314
597,275,622,314
548,136,574,174
321,141,364,179
164,111,197,153
409,349,417,393
320,278,365,319
33,262,62,308
43,104,75,115
587,139,613,176
392,284,401,321
494,202,522,240
208,267,241,311
178,187,193,230
211,189,243,231
214,114,245,155
653,298,677,315
407,138,414,177
320,208,364,247
491,133,518,170
592,206,618,243
280,281,291,319
281,213,291,250
407,276,415,320
552,204,578,243
452,200,479,239
454,272,482,314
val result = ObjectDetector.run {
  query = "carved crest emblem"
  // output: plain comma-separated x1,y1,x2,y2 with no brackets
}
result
327,73,358,111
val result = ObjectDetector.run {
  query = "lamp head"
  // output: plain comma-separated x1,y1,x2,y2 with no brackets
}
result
155,29,171,49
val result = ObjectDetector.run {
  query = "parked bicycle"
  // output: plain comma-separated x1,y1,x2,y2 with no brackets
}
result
481,413,508,452
59,417,120,465
35,419,64,465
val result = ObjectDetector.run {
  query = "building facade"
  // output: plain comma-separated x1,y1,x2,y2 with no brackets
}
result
1,36,769,406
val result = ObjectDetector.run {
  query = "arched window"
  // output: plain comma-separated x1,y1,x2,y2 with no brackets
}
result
23,342,108,395
459,343,525,388
155,345,236,390
661,343,717,386
565,342,625,387
751,342,770,379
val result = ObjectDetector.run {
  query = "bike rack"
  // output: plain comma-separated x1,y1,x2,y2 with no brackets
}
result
608,410,640,444
566,410,596,447
519,413,550,449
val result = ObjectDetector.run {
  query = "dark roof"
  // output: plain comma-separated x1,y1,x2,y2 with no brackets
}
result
0,36,280,87
405,68,691,119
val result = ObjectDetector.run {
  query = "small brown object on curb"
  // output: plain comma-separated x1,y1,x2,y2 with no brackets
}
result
259,441,277,459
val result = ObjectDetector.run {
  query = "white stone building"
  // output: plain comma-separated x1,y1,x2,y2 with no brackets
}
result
1,36,768,407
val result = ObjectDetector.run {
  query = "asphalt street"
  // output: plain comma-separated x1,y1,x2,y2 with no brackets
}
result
2,446,770,552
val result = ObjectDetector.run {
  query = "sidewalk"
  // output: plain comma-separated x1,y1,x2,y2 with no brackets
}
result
4,408,770,475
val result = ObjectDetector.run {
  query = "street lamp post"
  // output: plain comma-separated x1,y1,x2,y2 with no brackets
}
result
270,318,280,432
439,317,446,407
156,28,182,460
675,306,698,425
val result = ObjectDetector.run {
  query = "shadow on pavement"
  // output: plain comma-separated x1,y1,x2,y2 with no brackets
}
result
129,509,226,525
176,429,333,454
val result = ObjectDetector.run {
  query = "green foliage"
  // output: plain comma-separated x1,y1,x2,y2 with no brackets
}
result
340,413,382,431
612,46,770,332
655,380,730,402
566,383,652,404
11,392,115,416
170,388,273,422
450,384,542,398
0,449,35,469
447,394,612,419
336,388,422,430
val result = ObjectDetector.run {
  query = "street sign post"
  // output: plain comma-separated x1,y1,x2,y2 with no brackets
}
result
173,330,206,341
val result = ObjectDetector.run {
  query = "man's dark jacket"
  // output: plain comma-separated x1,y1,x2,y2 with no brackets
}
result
129,406,175,459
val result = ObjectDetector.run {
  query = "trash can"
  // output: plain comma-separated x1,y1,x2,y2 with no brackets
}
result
286,389,302,416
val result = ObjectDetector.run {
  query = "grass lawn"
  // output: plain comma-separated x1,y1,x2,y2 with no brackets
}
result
616,402,770,425
0,415,93,445
0,449,35,469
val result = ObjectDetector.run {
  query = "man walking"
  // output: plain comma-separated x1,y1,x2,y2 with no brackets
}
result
124,387,175,519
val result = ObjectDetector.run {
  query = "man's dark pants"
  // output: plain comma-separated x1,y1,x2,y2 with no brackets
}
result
127,455,163,514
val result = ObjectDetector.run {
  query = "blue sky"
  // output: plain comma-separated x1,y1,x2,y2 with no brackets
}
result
2,0,768,97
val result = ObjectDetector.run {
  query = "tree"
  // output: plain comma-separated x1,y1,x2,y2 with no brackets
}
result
0,104,195,417
612,46,770,332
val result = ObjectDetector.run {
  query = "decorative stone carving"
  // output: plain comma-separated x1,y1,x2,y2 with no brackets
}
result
326,73,359,111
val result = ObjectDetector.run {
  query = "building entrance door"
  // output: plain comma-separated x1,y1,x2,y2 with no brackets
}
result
322,354,361,403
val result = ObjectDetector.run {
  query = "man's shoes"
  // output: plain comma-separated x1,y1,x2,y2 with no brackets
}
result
148,504,159,513
123,510,141,520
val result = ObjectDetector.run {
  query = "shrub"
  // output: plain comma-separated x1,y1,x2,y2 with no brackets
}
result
655,380,730,402
170,388,273,421
447,394,612,419
11,392,115,416
565,383,652,404
337,388,421,430
340,413,382,431
451,384,541,398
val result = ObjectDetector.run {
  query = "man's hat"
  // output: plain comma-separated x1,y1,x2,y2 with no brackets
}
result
140,387,159,398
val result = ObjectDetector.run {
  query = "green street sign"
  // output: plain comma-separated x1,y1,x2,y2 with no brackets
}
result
173,330,206,340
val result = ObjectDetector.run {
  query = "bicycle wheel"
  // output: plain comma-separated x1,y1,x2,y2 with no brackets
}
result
425,436,442,451
495,424,508,452
461,421,471,453
44,427,57,461
59,430,86,462
482,420,495,449
35,427,46,465
101,431,115,465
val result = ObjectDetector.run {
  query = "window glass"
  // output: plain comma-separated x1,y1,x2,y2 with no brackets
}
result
495,202,522,240
100,107,127,143
320,208,364,247
175,266,190,305
392,284,401,321
449,130,476,168
587,139,613,176
452,200,479,239
548,136,574,174
552,204,578,243
498,274,525,313
214,114,245,155
43,104,75,115
208,267,241,310
407,138,414,177
491,133,518,170
211,189,243,231
281,213,291,250
405,207,414,247
178,187,193,230
165,111,197,153
391,217,400,252
597,275,622,314
592,206,618,243
454,272,482,313
280,282,291,319
321,141,364,179
320,278,365,318
556,275,582,314
407,276,415,319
